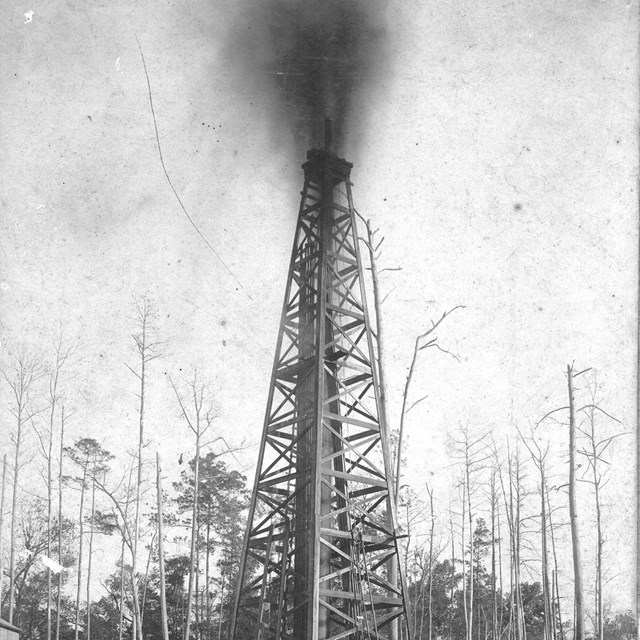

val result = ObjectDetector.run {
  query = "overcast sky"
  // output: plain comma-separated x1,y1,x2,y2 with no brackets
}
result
1,0,637,612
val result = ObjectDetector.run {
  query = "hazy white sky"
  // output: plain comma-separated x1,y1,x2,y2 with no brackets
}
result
1,0,637,613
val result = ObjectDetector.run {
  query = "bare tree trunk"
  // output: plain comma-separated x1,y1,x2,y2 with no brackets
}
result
8,403,23,624
490,469,497,640
586,402,604,640
496,445,515,640
196,534,201,640
497,502,504,639
362,220,397,640
504,446,525,640
132,311,147,640
567,365,584,640
395,339,419,504
47,341,68,640
540,471,551,640
461,482,469,640
185,432,201,640
518,427,554,640
47,412,54,640
394,309,461,507
402,499,412,640
427,486,435,640
395,340,420,640
86,473,97,640
466,454,474,640
140,533,156,632
56,408,66,640
449,508,455,640
0,455,6,612
547,487,563,640
118,462,135,640
514,453,526,640
552,571,560,640
157,453,170,640
129,297,161,640
75,464,88,640
118,536,126,640
417,552,426,640
170,374,213,640
508,464,515,640
452,427,488,640
217,569,226,640
5,355,40,624
594,479,603,640
205,514,211,640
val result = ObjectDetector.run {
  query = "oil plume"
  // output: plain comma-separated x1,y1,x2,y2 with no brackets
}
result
229,0,388,155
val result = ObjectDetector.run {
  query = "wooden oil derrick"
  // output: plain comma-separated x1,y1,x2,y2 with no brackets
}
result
230,123,410,640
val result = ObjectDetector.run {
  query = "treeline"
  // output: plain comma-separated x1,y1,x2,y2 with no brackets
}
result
0,298,249,640
0,296,635,640
392,370,633,640
0,449,247,640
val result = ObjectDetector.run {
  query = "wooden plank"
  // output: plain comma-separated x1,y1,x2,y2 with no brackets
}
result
326,303,363,321
320,528,386,544
324,412,378,431
322,468,386,487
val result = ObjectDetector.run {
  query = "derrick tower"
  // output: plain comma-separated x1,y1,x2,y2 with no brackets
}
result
231,123,410,640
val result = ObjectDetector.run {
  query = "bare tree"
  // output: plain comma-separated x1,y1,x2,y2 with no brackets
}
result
169,371,214,640
156,453,170,640
0,454,6,611
205,510,212,640
495,440,527,640
359,218,399,640
517,426,554,640
139,529,158,634
395,307,463,505
92,458,137,640
450,425,490,640
489,442,507,640
64,438,115,640
86,443,115,640
359,219,394,452
576,375,623,640
391,306,462,640
3,351,42,624
488,467,498,640
425,485,436,640
459,479,469,640
398,486,426,640
535,365,621,640
126,296,161,640
545,479,564,640
360,218,463,640
448,505,456,640
56,407,68,640
567,364,585,640
35,337,73,640
511,446,527,640
65,439,91,640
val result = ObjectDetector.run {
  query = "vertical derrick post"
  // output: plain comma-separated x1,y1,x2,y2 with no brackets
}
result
231,138,410,640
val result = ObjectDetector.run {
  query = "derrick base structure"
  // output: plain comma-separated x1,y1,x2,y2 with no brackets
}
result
231,145,410,640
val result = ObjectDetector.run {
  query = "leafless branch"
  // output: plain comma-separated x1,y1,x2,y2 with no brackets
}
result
406,394,429,415
577,404,621,424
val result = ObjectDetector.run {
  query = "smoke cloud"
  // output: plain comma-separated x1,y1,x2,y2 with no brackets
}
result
229,0,387,155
